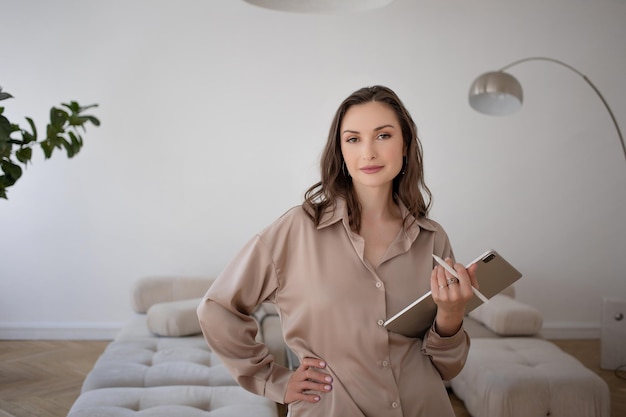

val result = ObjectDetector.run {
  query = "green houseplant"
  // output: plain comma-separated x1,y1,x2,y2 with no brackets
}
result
0,86,100,199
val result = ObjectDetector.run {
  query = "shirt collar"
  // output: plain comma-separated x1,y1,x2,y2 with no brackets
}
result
316,197,436,234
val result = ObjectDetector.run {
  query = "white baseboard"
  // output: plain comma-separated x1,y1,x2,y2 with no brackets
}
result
540,321,601,339
0,322,124,340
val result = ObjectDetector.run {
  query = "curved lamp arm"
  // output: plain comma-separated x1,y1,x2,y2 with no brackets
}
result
470,56,626,163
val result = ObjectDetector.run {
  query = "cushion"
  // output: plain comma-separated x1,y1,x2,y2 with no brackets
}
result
132,277,213,313
468,294,543,336
147,298,203,337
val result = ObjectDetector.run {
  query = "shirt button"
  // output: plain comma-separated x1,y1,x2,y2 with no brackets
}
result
382,360,389,367
377,319,384,326
375,282,382,288
392,402,399,408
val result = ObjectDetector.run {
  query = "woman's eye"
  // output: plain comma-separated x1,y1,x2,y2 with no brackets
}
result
346,137,358,143
378,133,391,140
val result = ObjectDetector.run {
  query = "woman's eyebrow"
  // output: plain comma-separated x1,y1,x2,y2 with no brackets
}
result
342,124,396,135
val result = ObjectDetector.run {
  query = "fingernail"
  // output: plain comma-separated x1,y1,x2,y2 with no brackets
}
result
319,361,326,367
325,376,332,383
324,385,331,391
314,396,320,402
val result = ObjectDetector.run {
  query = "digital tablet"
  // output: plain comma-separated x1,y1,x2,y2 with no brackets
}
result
383,249,522,338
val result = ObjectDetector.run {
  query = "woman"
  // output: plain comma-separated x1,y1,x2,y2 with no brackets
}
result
197,85,478,416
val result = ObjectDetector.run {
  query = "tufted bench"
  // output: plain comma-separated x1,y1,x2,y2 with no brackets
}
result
68,385,277,416
450,338,610,417
67,277,282,417
80,336,235,392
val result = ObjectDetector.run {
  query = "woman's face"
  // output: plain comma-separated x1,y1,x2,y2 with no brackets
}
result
339,101,405,193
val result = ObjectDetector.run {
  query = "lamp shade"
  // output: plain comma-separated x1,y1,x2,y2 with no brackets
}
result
469,71,523,116
243,0,394,13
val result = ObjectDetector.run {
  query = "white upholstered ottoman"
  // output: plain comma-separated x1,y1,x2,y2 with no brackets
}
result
67,385,277,417
80,336,235,392
67,277,281,417
450,338,610,417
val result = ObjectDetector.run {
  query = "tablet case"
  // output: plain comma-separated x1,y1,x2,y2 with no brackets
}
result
384,249,522,338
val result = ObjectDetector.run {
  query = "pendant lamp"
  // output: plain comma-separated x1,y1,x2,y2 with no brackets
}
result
242,0,394,13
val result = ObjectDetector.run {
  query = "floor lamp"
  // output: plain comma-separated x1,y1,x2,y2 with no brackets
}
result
469,57,626,371
468,56,626,163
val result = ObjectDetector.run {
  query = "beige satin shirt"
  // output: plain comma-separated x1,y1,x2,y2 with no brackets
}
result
198,199,469,417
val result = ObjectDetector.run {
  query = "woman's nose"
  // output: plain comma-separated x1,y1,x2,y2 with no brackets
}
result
361,143,376,160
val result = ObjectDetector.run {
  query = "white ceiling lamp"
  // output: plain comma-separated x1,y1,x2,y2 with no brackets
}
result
243,0,394,13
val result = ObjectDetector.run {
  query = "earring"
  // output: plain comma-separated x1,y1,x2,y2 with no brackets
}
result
401,156,407,175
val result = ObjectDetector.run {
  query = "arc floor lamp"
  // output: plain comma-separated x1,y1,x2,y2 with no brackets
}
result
470,58,626,371
468,57,626,163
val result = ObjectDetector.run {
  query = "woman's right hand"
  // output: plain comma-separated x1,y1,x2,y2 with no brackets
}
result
284,357,333,404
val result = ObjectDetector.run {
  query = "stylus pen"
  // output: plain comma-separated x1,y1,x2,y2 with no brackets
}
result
432,254,490,304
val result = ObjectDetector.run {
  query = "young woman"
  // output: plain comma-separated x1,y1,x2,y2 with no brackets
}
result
197,85,478,416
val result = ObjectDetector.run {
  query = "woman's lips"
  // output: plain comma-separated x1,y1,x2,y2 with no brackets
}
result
360,165,383,174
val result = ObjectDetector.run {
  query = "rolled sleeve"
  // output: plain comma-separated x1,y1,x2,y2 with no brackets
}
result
197,234,291,403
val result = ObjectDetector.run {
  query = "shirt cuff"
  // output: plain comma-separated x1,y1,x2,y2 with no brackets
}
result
427,320,467,347
263,363,292,404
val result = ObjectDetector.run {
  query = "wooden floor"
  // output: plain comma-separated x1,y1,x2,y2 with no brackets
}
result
0,340,109,417
0,339,624,417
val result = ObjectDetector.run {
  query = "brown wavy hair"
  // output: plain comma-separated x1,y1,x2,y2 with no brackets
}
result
303,85,432,232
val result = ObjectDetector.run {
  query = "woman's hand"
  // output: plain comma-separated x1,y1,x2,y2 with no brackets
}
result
431,258,479,336
284,357,333,404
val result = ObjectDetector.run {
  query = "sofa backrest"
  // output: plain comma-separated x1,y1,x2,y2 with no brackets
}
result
131,276,214,313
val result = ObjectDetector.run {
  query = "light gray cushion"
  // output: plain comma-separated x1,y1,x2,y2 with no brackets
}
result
147,298,203,337
468,294,543,336
132,277,213,313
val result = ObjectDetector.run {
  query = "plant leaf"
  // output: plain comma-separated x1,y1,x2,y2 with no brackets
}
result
1,159,22,183
68,131,82,155
79,115,101,126
61,101,81,113
0,141,10,158
0,113,11,143
24,117,37,143
40,139,54,159
60,138,75,157
50,107,68,129
16,147,32,164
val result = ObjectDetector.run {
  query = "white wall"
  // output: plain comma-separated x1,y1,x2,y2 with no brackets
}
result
1,0,625,339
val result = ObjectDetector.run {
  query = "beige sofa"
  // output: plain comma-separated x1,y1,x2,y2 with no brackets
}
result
68,277,609,417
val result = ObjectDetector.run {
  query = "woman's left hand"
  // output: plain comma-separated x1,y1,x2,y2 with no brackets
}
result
430,258,479,336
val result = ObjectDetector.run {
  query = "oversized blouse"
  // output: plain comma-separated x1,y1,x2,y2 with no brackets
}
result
197,198,470,417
